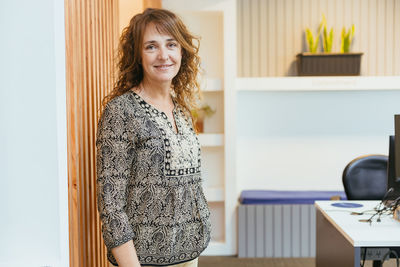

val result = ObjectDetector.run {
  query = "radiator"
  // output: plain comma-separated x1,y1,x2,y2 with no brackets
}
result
238,204,316,258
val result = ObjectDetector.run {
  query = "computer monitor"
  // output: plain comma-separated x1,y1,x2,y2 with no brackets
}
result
387,115,400,200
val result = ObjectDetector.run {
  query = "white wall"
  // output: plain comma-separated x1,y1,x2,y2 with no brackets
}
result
0,0,69,266
236,90,400,191
119,0,143,33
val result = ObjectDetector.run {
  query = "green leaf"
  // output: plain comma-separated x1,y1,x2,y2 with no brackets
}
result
305,17,324,53
306,28,316,52
329,28,333,51
321,14,333,52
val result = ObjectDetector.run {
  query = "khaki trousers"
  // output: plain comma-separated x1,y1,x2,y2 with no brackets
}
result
147,258,198,267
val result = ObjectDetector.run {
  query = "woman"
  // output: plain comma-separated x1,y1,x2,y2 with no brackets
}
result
96,8,211,267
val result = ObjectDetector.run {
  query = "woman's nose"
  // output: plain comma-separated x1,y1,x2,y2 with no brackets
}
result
158,47,169,60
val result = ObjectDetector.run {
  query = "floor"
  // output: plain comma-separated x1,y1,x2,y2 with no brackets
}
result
198,256,399,267
198,256,314,267
107,256,399,266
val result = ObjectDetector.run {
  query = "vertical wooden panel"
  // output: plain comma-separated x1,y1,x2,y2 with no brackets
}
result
395,0,400,75
237,0,400,76
269,0,277,76
368,0,376,74
326,0,335,52
288,0,298,76
352,0,360,52
266,0,274,76
385,0,394,75
242,0,251,77
276,0,284,76
260,0,268,76
334,0,343,53
143,0,162,9
65,0,80,265
282,0,290,76
251,0,260,76
359,0,368,75
309,0,318,45
377,0,385,75
65,0,119,266
237,0,243,78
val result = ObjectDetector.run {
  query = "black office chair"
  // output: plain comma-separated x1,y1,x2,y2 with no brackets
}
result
342,154,393,267
342,154,388,200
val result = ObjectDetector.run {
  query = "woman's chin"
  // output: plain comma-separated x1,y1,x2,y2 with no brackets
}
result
148,74,178,84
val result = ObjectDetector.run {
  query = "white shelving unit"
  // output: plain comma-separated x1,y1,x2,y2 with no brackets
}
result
163,0,237,256
236,76,400,91
201,78,223,92
198,134,224,147
204,187,225,202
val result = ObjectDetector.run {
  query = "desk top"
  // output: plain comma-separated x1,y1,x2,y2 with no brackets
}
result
315,201,400,247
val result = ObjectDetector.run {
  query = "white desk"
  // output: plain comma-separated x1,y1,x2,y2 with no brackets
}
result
315,201,400,267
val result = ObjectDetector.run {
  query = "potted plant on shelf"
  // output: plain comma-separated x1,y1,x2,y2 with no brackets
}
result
191,104,216,133
296,15,363,76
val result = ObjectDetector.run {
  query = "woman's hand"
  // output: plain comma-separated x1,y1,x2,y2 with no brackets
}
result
111,240,141,267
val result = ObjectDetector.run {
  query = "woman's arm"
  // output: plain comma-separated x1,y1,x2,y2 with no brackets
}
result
111,240,141,267
96,101,138,265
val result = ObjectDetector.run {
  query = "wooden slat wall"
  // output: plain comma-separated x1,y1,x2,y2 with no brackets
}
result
65,0,119,266
144,0,162,9
237,0,400,77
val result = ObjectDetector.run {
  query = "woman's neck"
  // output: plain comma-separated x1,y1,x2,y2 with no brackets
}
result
140,78,171,101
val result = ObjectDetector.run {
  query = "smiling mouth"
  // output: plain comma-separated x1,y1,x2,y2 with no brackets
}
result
155,64,174,70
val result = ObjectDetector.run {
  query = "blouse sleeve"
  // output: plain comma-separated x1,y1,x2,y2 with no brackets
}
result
96,101,136,249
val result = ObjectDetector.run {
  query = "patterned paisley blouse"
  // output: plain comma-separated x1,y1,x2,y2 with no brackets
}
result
96,90,211,266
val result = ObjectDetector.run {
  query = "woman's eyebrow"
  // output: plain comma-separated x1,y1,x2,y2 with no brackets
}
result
143,40,157,45
143,38,177,45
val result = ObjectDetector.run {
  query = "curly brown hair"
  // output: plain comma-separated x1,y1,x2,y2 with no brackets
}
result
102,8,201,124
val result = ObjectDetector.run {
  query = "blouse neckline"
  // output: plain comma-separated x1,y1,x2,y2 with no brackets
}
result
130,90,180,135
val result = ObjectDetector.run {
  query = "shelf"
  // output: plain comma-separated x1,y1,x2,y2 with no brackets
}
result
204,187,224,202
236,76,400,91
200,78,223,92
198,133,224,147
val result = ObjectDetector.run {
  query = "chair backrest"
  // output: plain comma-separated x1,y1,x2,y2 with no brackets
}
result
342,154,388,200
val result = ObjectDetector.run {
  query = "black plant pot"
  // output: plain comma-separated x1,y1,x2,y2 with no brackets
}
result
296,52,363,76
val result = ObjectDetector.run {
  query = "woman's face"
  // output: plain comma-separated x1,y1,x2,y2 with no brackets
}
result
141,23,182,85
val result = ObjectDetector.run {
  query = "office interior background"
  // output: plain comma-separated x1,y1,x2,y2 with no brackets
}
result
0,0,399,266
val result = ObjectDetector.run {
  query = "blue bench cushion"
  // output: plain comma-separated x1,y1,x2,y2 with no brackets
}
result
239,190,347,205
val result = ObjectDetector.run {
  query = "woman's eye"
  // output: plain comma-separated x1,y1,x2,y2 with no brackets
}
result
145,45,156,50
168,42,178,48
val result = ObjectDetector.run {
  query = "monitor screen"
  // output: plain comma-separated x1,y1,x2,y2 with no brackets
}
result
395,114,400,182
387,115,400,199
